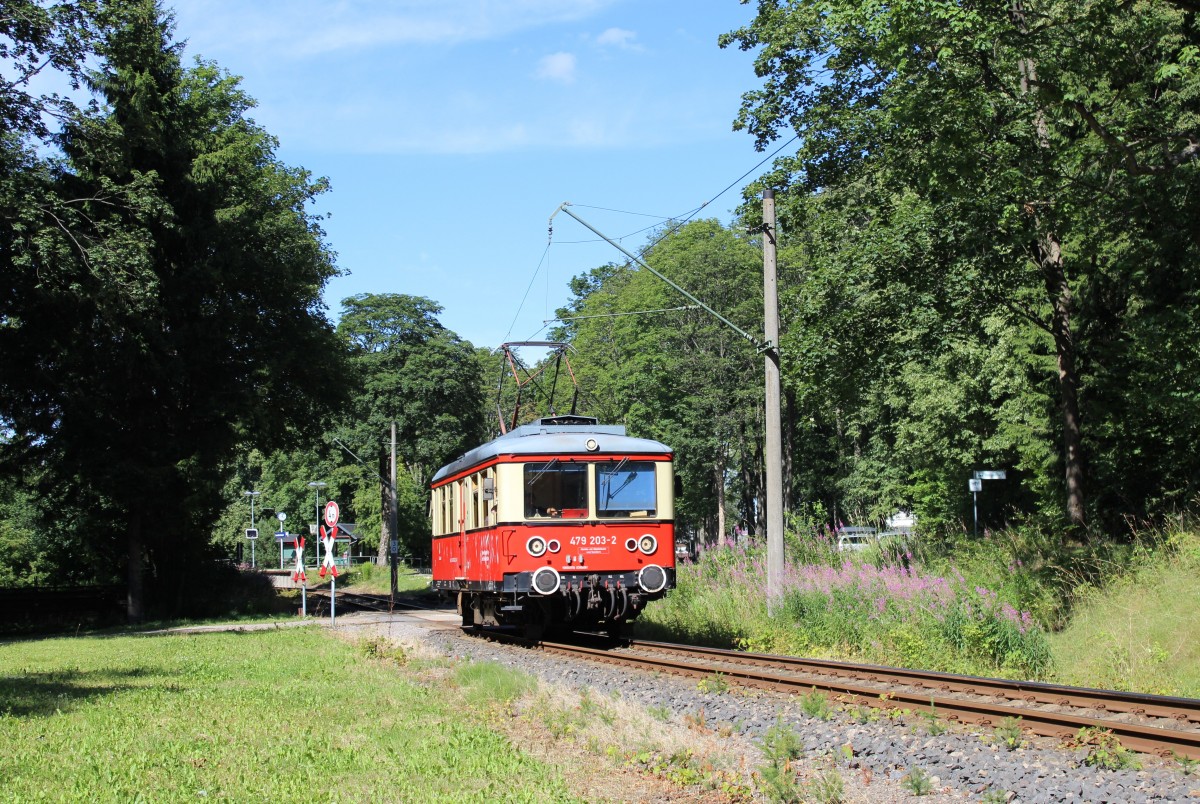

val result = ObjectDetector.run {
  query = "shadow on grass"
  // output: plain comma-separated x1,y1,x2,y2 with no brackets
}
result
632,618,743,650
0,666,175,718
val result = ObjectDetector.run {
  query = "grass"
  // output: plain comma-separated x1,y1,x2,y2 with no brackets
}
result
1046,527,1200,696
0,626,574,802
639,541,1052,679
336,560,432,596
639,521,1200,697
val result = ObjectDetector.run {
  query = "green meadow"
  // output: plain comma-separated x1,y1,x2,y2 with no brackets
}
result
0,627,574,803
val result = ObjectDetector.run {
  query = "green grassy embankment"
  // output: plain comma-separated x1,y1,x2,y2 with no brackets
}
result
1047,530,1200,696
0,626,572,802
335,560,433,596
638,525,1200,698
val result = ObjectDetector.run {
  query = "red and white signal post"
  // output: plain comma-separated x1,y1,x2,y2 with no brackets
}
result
319,501,340,623
292,536,307,617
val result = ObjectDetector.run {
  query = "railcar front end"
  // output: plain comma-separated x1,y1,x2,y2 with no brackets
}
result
430,416,676,638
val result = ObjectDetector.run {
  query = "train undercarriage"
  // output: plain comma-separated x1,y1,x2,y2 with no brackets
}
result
456,568,671,640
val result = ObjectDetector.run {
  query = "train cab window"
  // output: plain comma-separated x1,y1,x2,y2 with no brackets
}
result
524,461,586,518
596,460,657,518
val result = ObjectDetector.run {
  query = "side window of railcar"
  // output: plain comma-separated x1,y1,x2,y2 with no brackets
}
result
443,484,454,534
483,468,497,526
524,461,587,518
464,475,476,530
430,487,440,535
596,460,657,518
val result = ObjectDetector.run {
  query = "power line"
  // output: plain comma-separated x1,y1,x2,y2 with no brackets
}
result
545,305,700,324
503,134,799,347
501,242,551,344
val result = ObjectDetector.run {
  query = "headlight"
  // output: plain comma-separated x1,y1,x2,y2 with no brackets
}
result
526,536,547,557
625,538,638,552
547,539,561,553
638,534,657,555
638,564,667,593
532,566,561,595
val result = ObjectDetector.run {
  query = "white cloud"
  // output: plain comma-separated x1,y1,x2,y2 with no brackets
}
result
173,0,619,58
535,52,577,84
595,27,640,50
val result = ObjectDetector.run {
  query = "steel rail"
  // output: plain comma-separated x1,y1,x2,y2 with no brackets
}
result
628,639,1200,727
327,596,1200,759
522,637,1200,760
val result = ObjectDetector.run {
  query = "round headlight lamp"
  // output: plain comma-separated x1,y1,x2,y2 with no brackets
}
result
527,536,547,557
638,534,657,555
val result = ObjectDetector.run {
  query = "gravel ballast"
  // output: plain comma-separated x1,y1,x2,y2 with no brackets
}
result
339,613,1200,803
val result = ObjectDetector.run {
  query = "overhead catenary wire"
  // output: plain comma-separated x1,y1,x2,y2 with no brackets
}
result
503,132,800,347
500,242,551,344
545,305,700,324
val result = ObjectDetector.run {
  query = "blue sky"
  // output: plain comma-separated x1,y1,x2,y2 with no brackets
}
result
169,1,769,349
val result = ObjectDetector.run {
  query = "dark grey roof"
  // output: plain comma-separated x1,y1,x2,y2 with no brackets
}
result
431,418,672,484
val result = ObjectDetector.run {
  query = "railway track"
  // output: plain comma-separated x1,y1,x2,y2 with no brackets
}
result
536,637,1200,761
321,591,1200,760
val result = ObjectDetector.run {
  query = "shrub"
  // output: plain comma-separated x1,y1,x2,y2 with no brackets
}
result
640,543,1053,679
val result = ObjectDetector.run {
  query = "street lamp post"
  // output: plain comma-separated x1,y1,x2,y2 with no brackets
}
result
306,481,327,567
243,490,261,568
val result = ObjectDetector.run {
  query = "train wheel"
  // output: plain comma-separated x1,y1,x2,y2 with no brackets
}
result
459,592,476,629
523,599,549,642
606,620,625,642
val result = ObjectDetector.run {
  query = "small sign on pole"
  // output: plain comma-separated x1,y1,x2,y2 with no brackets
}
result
968,478,982,493
245,528,259,540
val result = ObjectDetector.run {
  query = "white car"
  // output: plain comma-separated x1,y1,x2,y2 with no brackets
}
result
836,527,878,552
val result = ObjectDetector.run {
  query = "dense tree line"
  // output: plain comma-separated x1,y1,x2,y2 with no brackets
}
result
561,1,1200,541
725,0,1200,536
0,2,489,617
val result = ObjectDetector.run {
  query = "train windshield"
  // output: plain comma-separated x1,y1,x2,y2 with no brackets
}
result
524,461,587,518
596,461,657,518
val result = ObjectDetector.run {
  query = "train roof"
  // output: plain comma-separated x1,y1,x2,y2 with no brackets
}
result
431,416,672,484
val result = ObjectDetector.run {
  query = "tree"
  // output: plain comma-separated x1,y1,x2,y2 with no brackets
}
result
723,0,1200,533
0,1,345,618
336,293,487,559
557,220,764,543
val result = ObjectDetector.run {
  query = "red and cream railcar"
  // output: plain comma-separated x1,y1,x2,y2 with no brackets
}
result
431,415,676,637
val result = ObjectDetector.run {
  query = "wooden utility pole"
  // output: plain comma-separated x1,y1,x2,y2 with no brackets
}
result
549,199,786,608
763,190,783,611
390,421,399,605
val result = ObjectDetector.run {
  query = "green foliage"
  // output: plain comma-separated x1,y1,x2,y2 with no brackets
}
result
556,219,765,539
720,0,1200,533
901,766,934,796
1047,525,1200,696
1072,727,1141,771
920,703,947,736
646,704,672,722
758,719,805,803
358,635,408,664
1172,751,1199,776
623,748,752,798
334,293,488,559
452,660,535,706
805,769,845,804
993,717,1026,751
697,671,729,694
641,542,1054,679
0,2,345,617
799,687,832,721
